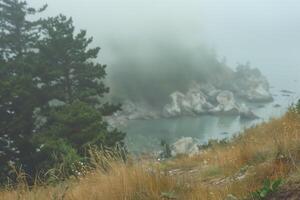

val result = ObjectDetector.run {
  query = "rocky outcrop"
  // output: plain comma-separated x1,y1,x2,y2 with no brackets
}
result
162,87,213,117
171,137,200,157
163,92,185,117
231,65,273,102
106,67,271,124
209,91,240,115
163,84,257,118
105,101,159,128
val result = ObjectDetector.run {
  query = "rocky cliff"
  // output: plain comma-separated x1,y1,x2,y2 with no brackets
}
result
106,66,272,127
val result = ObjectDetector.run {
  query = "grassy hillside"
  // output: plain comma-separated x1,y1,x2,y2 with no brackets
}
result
1,109,300,200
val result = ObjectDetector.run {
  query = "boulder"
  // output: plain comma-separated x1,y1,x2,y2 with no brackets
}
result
171,137,200,156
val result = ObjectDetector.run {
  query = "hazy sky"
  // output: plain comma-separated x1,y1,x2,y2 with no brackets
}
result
29,0,300,77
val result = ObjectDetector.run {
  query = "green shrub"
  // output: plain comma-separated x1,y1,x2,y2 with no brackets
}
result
31,101,126,181
251,178,283,199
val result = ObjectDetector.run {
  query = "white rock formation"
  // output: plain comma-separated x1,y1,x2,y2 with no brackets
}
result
163,92,185,117
209,91,240,115
183,88,213,114
163,85,257,118
163,84,213,117
171,137,200,156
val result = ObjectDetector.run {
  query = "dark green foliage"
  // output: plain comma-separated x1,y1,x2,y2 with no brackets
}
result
251,178,283,199
32,138,81,180
34,101,124,153
0,0,45,183
0,0,125,183
36,15,109,105
0,0,46,60
296,99,300,114
160,139,172,159
289,100,300,115
30,15,125,177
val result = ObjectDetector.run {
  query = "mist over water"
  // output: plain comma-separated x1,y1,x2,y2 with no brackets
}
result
28,0,300,152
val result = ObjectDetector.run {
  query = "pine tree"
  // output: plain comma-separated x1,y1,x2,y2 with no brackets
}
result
36,15,108,105
0,0,46,60
31,15,125,177
0,0,46,181
0,1,125,182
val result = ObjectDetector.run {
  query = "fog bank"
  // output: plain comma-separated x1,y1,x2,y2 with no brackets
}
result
29,0,300,97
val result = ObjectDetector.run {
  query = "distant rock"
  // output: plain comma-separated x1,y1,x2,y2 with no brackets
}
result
274,104,281,108
106,65,272,123
282,94,291,97
163,84,257,119
280,89,294,94
162,84,213,117
183,86,213,114
231,65,273,102
246,85,273,102
198,83,221,104
107,67,273,122
221,132,229,135
209,91,240,115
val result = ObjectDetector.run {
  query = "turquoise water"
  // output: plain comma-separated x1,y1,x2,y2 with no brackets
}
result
124,67,300,153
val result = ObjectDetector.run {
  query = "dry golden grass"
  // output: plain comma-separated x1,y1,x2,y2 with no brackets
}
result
1,111,300,200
